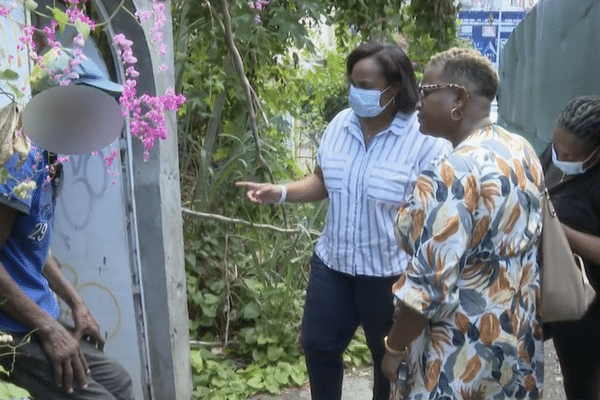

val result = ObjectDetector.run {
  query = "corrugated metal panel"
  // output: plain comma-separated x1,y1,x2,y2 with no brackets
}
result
498,0,600,153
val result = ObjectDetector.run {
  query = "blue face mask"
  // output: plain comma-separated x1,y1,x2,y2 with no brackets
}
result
348,85,393,118
551,144,597,175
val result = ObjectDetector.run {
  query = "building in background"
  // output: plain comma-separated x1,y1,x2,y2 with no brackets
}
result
458,0,538,69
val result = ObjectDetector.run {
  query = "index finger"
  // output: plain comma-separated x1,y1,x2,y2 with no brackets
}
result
235,181,256,188
71,347,89,391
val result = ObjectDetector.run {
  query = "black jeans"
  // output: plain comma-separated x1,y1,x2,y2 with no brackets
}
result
300,253,399,400
1,333,134,400
551,301,600,400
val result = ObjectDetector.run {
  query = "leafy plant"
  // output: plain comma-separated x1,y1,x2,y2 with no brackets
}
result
0,366,30,400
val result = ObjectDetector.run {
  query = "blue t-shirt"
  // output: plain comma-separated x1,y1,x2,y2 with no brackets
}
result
0,148,59,333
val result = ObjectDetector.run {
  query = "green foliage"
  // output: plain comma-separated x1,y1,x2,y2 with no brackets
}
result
191,347,306,400
173,0,460,398
401,0,461,76
0,369,30,400
327,0,405,44
0,349,31,399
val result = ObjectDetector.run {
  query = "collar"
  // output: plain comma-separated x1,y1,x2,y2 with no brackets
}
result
344,109,416,140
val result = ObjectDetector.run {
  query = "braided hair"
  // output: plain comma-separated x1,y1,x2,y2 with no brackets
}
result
557,96,600,149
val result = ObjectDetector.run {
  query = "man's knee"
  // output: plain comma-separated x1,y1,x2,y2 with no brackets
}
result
93,356,134,400
109,362,133,400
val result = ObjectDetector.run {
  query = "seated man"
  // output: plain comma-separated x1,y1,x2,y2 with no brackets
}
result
0,122,133,399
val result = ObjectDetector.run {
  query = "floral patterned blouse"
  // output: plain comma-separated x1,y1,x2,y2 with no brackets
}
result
393,125,544,399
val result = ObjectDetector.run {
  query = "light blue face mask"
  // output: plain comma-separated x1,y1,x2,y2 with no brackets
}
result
551,144,595,175
348,84,393,118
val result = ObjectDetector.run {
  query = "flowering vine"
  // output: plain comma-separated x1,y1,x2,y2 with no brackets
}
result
248,0,269,24
1,0,186,165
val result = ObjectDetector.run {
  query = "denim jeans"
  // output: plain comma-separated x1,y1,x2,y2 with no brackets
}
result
301,253,399,400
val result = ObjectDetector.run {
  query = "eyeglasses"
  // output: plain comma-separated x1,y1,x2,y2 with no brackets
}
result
418,83,469,98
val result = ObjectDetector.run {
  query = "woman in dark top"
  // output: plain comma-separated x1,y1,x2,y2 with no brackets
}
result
541,95,600,400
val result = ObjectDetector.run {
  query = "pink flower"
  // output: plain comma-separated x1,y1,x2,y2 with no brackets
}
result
66,7,96,30
158,63,168,72
0,6,10,16
113,33,133,48
103,148,118,167
43,21,61,49
73,33,85,47
126,65,140,78
135,10,152,23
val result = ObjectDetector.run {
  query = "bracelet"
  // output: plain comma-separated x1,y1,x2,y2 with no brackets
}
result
276,184,287,204
383,335,407,356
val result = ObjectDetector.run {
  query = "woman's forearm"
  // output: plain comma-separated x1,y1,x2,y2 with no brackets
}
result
386,301,429,352
562,224,600,265
284,167,328,203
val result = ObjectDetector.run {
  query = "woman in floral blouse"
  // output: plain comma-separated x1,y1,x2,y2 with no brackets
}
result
381,48,544,399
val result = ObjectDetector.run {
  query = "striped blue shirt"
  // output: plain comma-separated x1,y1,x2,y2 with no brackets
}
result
314,108,450,277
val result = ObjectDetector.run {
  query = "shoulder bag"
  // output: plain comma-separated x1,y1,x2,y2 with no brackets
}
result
540,189,596,322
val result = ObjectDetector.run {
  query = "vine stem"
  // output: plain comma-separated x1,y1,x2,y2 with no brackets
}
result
223,233,231,347
181,207,320,236
217,0,274,183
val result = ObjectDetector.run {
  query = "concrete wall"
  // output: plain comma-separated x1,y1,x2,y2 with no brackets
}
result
98,1,192,398
27,0,192,398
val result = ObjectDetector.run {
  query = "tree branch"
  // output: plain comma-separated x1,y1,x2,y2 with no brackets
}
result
217,0,274,182
181,207,320,236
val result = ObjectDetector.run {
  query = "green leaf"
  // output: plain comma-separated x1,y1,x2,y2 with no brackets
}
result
5,83,23,99
184,253,196,268
246,375,263,389
24,0,38,11
51,7,69,33
267,345,284,361
0,169,9,184
257,333,268,345
75,19,91,40
290,368,306,386
243,277,263,293
0,69,19,80
273,369,289,384
264,374,279,394
242,302,260,319
203,293,220,305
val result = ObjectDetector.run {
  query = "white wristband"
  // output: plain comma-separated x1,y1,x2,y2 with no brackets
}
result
276,184,287,204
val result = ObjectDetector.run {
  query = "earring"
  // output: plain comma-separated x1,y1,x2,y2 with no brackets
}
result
450,107,462,121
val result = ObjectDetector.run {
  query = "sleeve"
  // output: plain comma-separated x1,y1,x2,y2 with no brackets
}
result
393,155,478,319
0,152,37,214
416,136,451,173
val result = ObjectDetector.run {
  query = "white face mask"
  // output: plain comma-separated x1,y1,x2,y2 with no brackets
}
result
348,85,393,118
551,144,598,175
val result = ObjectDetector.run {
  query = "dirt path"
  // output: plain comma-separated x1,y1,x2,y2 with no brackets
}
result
249,340,566,399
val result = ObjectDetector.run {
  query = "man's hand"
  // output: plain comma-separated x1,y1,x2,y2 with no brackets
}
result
38,321,90,394
72,302,105,351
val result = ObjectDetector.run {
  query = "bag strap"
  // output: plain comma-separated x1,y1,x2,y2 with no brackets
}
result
574,253,591,286
543,189,558,218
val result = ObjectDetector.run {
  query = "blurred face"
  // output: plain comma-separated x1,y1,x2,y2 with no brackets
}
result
553,124,600,169
416,64,464,139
